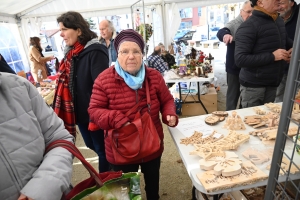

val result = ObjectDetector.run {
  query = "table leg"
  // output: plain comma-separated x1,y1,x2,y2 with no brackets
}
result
197,82,208,114
192,186,198,200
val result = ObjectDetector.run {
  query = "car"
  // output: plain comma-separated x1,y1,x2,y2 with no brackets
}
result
173,29,189,42
175,30,196,45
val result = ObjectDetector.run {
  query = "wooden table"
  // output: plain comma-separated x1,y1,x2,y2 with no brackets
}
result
168,104,300,199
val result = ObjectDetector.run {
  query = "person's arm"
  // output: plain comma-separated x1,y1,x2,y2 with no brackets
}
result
30,47,53,63
216,27,231,42
88,72,129,130
20,81,74,200
235,23,274,68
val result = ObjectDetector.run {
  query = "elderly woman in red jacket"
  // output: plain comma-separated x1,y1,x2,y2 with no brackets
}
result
88,29,178,200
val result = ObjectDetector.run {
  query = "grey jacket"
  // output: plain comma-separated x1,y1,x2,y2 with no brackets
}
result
225,14,244,41
0,72,74,200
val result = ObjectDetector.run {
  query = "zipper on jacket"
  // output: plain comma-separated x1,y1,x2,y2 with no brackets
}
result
0,145,22,191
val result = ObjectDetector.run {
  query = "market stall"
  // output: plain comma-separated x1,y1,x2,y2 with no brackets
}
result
37,80,56,106
164,48,216,115
168,103,300,199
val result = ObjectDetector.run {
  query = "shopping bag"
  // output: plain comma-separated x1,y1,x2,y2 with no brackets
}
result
72,172,141,200
45,140,141,200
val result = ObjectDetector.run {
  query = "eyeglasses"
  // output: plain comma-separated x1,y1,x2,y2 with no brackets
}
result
118,50,142,57
242,9,253,14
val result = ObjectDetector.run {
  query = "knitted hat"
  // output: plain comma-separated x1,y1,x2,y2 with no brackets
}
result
114,29,145,54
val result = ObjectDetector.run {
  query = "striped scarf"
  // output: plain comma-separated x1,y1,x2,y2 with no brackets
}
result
53,41,84,137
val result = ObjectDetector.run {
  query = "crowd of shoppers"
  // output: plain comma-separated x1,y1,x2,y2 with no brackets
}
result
2,0,299,197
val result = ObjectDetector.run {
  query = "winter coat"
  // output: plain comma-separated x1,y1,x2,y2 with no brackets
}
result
235,10,293,87
29,46,52,82
88,66,178,164
0,72,74,200
217,15,244,75
283,3,299,74
71,42,109,124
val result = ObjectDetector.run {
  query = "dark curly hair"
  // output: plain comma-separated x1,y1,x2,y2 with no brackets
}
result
57,11,97,45
250,0,258,7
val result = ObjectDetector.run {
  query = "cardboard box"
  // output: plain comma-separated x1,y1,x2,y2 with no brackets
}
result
175,87,217,116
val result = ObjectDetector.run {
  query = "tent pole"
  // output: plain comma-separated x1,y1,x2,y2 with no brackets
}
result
161,0,167,48
16,17,30,70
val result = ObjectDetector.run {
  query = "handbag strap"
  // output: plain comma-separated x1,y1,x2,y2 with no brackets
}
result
45,140,104,187
125,78,151,116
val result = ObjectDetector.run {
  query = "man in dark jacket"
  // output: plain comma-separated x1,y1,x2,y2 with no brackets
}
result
275,0,299,102
217,0,253,110
235,0,293,108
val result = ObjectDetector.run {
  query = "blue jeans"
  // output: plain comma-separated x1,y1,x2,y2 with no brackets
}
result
77,123,109,172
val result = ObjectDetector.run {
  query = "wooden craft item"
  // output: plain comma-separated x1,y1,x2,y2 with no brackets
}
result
264,103,281,113
253,107,266,115
197,161,268,192
190,131,250,159
205,115,220,125
242,147,272,165
250,127,298,141
200,152,242,177
180,131,224,145
212,111,228,117
267,156,300,175
223,111,246,130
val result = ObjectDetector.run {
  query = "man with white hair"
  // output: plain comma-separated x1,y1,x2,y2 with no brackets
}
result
275,0,299,102
217,0,253,110
99,19,117,66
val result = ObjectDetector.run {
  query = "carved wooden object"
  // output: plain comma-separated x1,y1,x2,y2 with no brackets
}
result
223,111,246,130
190,131,250,158
197,161,268,192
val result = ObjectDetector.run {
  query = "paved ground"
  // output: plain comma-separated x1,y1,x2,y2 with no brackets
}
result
71,45,228,199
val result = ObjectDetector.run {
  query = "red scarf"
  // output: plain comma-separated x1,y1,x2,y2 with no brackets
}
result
53,42,84,137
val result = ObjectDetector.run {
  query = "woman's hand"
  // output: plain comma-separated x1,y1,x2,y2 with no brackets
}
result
18,194,33,200
166,115,176,126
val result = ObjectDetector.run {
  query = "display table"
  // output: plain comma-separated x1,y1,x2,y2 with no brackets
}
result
168,104,300,199
164,72,214,114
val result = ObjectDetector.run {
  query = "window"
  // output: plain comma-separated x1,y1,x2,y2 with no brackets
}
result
0,26,25,73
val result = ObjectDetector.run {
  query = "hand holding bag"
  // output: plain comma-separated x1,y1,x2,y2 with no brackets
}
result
45,140,141,200
108,79,161,164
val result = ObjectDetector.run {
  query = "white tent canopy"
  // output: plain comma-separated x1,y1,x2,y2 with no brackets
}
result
1,0,244,22
0,0,275,72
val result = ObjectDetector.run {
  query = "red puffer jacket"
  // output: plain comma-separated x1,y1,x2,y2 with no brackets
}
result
88,66,178,164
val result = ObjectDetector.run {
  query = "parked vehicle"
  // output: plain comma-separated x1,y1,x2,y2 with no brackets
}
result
174,30,196,45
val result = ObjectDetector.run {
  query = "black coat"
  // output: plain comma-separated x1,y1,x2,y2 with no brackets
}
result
235,10,293,87
283,3,299,74
217,27,240,75
72,43,109,124
0,54,15,74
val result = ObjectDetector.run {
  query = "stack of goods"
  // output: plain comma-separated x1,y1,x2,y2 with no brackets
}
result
37,80,56,105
